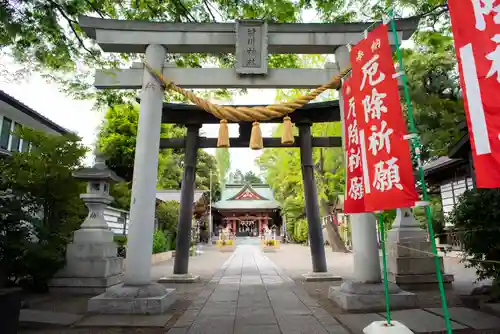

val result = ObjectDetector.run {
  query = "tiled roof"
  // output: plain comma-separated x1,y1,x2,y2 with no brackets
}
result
213,183,280,210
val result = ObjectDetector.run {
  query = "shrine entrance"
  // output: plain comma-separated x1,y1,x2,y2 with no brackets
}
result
212,183,281,237
78,14,417,314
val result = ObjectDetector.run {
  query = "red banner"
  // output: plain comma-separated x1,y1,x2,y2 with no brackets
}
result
349,24,418,211
343,76,368,213
449,0,500,188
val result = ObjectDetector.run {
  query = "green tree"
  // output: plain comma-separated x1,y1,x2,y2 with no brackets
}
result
402,31,465,161
0,0,302,105
449,189,500,289
215,148,230,186
0,128,87,291
244,171,263,184
98,102,223,214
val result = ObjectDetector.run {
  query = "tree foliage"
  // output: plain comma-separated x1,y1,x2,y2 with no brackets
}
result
0,0,304,106
215,148,230,186
449,189,500,286
97,103,222,241
0,128,87,291
244,171,263,184
402,31,464,161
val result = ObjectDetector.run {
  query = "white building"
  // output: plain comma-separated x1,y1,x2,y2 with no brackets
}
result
0,90,71,157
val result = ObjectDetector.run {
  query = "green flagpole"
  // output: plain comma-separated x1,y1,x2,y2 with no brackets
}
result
377,213,391,325
387,9,452,334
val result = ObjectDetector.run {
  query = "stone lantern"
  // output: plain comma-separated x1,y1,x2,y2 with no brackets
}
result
49,151,125,294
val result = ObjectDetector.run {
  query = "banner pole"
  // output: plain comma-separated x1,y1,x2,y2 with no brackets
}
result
377,213,391,325
387,9,452,334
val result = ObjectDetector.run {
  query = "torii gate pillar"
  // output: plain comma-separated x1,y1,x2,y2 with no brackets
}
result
88,44,177,314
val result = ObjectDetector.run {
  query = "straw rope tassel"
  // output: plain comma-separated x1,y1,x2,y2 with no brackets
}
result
281,116,294,144
250,121,263,150
217,119,230,148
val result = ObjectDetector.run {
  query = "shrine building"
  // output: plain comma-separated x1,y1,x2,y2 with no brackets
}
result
212,183,281,237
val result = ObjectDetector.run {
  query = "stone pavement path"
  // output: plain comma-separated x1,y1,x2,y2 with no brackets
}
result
168,244,349,334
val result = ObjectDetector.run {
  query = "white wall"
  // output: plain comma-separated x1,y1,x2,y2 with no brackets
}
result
0,101,64,152
104,206,130,235
440,177,474,226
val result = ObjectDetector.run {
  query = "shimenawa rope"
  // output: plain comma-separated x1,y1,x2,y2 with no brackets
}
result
144,62,351,148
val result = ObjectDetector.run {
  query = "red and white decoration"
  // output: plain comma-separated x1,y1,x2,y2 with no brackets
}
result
347,24,418,212
343,76,368,213
449,0,500,188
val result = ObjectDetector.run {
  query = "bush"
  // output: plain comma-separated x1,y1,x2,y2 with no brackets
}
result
0,129,87,292
114,235,127,258
152,230,167,254
293,218,309,243
449,189,500,284
163,230,174,251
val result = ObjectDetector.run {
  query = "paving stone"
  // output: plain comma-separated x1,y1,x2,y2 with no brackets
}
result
208,292,239,302
198,304,236,316
336,313,386,334
236,307,277,326
309,307,340,328
426,307,500,330
324,325,350,334
238,296,271,308
235,324,281,334
173,309,200,327
166,327,189,334
381,309,468,333
278,314,329,334
76,314,172,327
20,309,83,328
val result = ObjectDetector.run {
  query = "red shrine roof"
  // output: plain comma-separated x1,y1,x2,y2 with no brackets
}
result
212,183,280,210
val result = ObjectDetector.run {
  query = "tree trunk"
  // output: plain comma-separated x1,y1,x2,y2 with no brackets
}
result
320,196,348,252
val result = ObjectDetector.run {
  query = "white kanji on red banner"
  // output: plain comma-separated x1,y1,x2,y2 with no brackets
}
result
368,120,394,156
472,0,500,31
349,24,418,211
348,120,359,145
348,176,364,200
360,54,386,90
486,34,500,82
373,157,403,192
348,147,361,172
363,87,388,122
449,0,500,187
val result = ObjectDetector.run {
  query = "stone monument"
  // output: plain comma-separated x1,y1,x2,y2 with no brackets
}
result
49,152,124,294
387,208,454,290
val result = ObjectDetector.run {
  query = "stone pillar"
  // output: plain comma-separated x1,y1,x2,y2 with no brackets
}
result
351,214,381,283
298,122,327,273
387,208,454,289
87,45,177,314
124,44,166,285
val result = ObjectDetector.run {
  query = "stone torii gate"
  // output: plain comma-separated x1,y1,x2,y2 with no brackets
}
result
78,15,417,314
